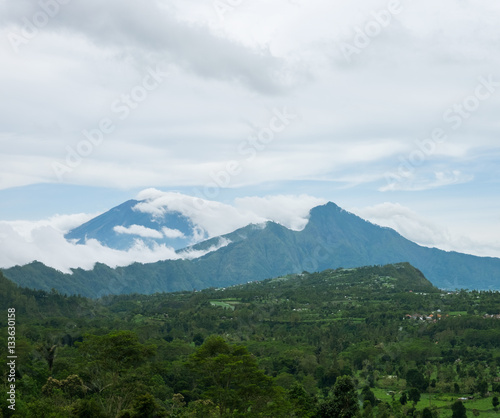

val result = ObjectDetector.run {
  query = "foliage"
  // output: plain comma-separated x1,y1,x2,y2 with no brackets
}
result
316,376,359,418
451,400,467,418
1,265,500,417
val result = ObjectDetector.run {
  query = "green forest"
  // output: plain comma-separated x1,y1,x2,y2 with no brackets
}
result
1,263,500,417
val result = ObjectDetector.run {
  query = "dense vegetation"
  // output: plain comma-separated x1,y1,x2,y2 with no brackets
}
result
1,263,500,417
4,204,500,297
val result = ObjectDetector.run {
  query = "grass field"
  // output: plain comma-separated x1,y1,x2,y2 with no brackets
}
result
371,387,499,417
209,299,242,310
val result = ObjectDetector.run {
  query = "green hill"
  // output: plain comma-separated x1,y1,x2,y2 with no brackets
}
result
1,264,500,417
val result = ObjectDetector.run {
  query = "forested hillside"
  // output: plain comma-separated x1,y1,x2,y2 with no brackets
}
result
1,263,500,417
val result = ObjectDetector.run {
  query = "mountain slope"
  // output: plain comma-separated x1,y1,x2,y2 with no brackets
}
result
4,202,500,296
65,199,201,250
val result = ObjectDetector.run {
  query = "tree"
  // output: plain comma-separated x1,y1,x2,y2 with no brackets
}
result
406,369,428,392
316,376,359,418
192,333,204,346
361,386,376,407
492,396,499,411
399,392,408,405
118,393,168,418
408,388,421,405
34,339,59,373
376,402,391,418
288,383,316,417
77,331,156,373
451,400,467,418
422,407,433,418
71,398,107,417
476,380,488,397
42,375,86,398
362,401,373,418
187,336,282,416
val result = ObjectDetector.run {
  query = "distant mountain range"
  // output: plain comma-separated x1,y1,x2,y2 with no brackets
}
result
3,201,500,297
65,199,205,250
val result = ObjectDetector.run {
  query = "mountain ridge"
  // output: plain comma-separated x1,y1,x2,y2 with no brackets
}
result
3,201,500,296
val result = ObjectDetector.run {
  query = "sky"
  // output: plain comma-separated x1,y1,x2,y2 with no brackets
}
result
0,0,499,271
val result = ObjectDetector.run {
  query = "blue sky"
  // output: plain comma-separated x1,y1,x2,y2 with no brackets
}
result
0,0,499,270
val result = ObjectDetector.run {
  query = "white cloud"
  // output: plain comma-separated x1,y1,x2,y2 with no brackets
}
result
5,213,97,240
134,189,325,236
0,221,174,273
180,237,232,259
162,227,186,239
0,211,229,273
1,0,499,193
380,171,474,192
114,224,164,239
0,0,289,93
234,194,328,230
134,189,266,237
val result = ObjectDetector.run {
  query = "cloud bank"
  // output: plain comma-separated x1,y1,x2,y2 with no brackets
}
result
1,0,499,193
134,189,327,237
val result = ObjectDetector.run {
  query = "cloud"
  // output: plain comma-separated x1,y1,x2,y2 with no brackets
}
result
134,189,325,236
1,0,500,194
380,170,474,192
114,224,164,239
234,194,328,230
0,0,290,94
134,189,266,238
180,237,232,260
0,220,175,273
5,213,97,240
162,227,186,239
0,210,229,273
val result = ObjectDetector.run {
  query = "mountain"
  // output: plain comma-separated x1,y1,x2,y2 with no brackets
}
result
65,199,203,250
3,202,500,296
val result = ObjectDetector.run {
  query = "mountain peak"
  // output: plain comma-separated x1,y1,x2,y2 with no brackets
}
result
65,199,200,250
310,201,342,213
